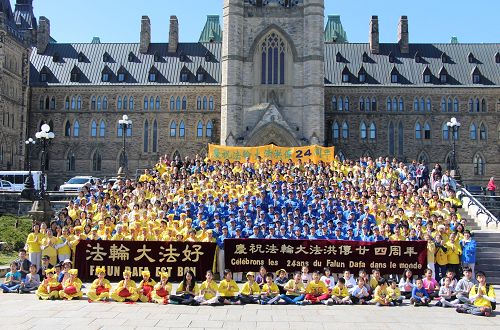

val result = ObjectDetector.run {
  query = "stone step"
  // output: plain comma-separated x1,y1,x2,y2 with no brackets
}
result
486,277,500,285
472,233,500,239
475,251,500,258
476,265,500,272
476,242,500,248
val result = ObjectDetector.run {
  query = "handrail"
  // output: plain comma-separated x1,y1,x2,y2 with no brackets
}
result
458,187,499,226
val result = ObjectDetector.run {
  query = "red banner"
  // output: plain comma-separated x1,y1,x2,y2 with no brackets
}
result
75,240,217,282
224,239,427,275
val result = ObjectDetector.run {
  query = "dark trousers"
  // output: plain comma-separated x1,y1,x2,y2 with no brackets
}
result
169,293,199,306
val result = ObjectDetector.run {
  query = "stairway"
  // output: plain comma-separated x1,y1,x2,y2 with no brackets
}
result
473,231,500,285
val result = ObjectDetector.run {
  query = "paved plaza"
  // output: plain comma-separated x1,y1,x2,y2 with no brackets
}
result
1,285,499,330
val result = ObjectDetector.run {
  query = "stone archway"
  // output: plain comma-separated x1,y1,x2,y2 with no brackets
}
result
246,122,299,147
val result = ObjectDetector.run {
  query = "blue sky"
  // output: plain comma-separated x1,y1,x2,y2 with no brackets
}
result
21,0,499,43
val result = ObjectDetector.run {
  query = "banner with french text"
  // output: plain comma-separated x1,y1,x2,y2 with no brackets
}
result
75,240,217,282
208,144,335,163
224,239,427,275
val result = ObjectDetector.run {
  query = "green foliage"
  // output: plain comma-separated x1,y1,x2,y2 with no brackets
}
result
0,215,32,254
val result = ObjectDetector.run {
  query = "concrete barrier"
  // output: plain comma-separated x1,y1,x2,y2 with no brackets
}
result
0,191,77,216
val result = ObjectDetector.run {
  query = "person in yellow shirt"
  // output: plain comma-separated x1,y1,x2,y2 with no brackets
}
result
369,269,382,291
55,227,72,263
169,270,200,305
138,270,156,303
280,271,306,305
195,270,219,305
302,270,329,305
434,233,448,282
151,271,172,305
36,268,61,300
87,266,111,302
111,270,139,302
59,269,83,300
456,271,496,316
260,273,281,305
40,229,58,266
387,279,403,305
371,278,391,306
218,269,241,305
445,232,462,275
25,223,42,270
239,271,261,304
330,278,352,305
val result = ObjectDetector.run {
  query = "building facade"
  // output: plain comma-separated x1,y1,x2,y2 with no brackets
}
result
0,0,498,186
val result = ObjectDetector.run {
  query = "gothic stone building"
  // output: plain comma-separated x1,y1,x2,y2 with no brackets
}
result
0,0,499,186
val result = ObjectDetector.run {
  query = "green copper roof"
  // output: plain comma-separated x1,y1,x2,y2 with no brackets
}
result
324,15,348,43
199,15,222,43
451,36,459,44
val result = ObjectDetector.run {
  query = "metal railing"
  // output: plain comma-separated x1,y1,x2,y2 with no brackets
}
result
459,187,499,226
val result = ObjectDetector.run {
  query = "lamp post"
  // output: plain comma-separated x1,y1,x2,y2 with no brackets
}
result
34,123,55,197
446,117,461,182
117,115,132,178
24,138,36,190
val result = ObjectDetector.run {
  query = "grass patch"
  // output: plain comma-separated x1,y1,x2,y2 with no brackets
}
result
0,251,18,265
0,215,32,258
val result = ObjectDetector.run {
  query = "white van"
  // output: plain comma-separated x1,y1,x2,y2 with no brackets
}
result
0,171,45,192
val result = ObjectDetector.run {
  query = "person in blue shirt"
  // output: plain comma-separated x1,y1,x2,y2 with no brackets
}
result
460,230,477,275
1,262,22,293
242,219,254,238
332,227,344,240
233,227,244,239
211,221,222,239
359,226,372,242
248,226,263,239
410,278,430,306
292,227,304,239
370,227,386,242
307,227,319,240
266,225,279,239
278,226,291,239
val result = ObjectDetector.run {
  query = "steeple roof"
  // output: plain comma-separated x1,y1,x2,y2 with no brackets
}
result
14,0,37,30
324,15,348,43
0,0,14,21
199,15,222,43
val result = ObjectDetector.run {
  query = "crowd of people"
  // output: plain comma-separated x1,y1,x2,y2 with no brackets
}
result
1,154,493,315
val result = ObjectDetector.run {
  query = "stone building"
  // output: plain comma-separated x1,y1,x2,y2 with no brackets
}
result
0,0,499,187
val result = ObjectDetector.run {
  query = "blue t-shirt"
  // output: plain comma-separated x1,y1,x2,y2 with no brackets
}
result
5,271,21,283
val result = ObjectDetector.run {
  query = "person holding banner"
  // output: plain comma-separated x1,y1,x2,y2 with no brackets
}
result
151,272,172,305
111,270,139,303
87,266,111,302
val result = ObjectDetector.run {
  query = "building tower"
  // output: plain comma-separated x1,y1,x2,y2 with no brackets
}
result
221,0,325,146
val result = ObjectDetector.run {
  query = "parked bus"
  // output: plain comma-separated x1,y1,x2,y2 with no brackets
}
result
0,171,45,192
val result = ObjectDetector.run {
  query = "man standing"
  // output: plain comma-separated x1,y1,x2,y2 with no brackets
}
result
460,230,476,276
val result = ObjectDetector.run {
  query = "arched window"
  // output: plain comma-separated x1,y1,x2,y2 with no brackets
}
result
71,96,76,110
332,121,339,140
469,98,474,112
149,97,154,110
91,120,97,137
206,120,213,138
365,97,371,111
332,96,337,111
117,96,122,110
360,122,367,140
337,151,346,162
176,96,181,110
260,31,287,85
155,97,160,110
65,121,71,136
129,96,134,110
144,96,149,110
470,123,477,140
388,122,395,155
387,97,392,111
182,96,187,110
103,96,108,110
442,123,449,140
74,120,80,137
170,121,176,137
415,122,422,139
475,98,480,112
338,96,343,111
65,97,70,110
479,123,487,140
50,97,56,110
418,152,430,166
117,123,123,137
420,98,425,112
152,120,158,152
179,120,185,137
369,122,376,140
371,98,377,111
398,97,404,111
197,96,202,110
342,121,349,139
99,120,106,137
92,151,102,172
170,96,175,110
445,153,453,171
203,96,207,110
453,98,459,112
345,96,350,111
424,122,431,139
398,122,404,156
197,121,203,137
426,97,432,111
97,96,102,110
91,96,96,110
481,99,487,112
77,96,82,110
359,97,365,111
414,98,419,111
66,151,76,171
473,154,485,175
209,96,214,110
123,96,128,110
143,120,149,152
126,123,132,137
447,97,453,112
393,97,398,111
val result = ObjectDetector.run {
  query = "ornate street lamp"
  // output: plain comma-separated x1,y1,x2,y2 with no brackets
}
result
117,115,132,178
446,117,461,182
24,138,36,190
34,123,55,197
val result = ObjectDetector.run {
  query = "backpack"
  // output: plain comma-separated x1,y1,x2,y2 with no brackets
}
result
472,284,496,310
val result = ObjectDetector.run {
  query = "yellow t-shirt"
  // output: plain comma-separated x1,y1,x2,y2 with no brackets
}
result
470,284,496,308
176,281,199,295
305,280,328,295
56,236,72,256
240,281,261,295
218,279,239,297
261,283,280,296
199,281,218,300
26,233,42,253
332,285,348,298
387,286,401,300
284,279,305,296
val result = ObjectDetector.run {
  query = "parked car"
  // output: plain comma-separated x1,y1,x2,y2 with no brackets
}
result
59,176,98,192
0,180,14,192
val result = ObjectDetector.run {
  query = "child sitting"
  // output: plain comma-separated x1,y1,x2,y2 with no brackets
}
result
422,268,440,299
387,280,403,305
398,269,415,299
0,262,22,293
151,272,172,305
274,269,288,295
260,273,280,305
239,271,261,304
19,264,40,294
170,270,199,305
350,277,370,305
303,270,329,305
369,269,382,292
195,270,219,305
300,266,312,286
280,271,305,305
320,267,336,293
411,278,430,306
111,270,139,302
36,268,61,300
59,269,83,300
87,266,111,302
330,277,352,305
437,277,456,307
371,278,392,306
217,269,241,305
138,270,156,303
